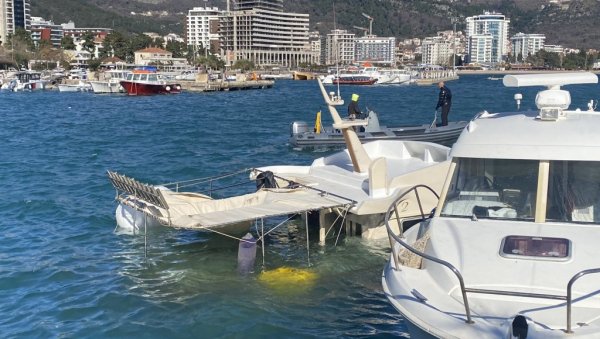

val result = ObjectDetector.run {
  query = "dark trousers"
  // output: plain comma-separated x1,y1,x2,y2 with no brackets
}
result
441,104,451,126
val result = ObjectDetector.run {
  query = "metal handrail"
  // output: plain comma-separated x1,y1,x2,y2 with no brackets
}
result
385,185,600,333
566,268,600,333
384,185,473,324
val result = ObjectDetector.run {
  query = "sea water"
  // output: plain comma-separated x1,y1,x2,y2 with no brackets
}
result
1,75,598,338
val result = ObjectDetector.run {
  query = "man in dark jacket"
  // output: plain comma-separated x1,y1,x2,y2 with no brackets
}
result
435,81,452,126
348,93,363,120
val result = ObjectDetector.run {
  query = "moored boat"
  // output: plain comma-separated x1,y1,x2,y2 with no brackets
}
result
382,72,600,338
89,70,131,94
120,70,182,96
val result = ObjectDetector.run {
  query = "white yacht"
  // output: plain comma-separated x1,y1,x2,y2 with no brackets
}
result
382,72,600,337
109,78,452,241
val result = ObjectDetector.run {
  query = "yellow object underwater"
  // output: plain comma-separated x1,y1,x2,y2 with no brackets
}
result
258,267,317,293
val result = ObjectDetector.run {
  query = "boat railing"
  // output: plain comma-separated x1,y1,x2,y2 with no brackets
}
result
384,184,474,324
385,184,600,331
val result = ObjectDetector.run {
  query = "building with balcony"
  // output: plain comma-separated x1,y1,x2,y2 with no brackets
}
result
186,6,223,55
219,0,318,67
30,16,63,48
465,11,510,64
0,0,30,46
355,36,396,65
468,34,493,65
325,29,355,65
421,37,453,66
511,33,545,61
61,21,112,41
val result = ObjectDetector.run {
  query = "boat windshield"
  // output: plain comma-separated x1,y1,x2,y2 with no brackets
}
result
547,161,600,223
441,158,538,220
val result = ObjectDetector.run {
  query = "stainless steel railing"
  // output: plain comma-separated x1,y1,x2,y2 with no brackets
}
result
385,184,600,332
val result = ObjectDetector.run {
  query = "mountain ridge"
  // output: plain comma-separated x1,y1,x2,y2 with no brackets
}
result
30,0,600,49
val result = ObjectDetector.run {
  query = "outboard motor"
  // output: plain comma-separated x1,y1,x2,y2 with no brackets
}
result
256,171,278,190
237,233,257,275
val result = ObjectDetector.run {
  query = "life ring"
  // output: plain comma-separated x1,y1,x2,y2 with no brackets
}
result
165,85,171,91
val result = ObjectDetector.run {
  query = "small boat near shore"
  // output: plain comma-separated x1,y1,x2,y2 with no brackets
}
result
382,72,600,338
120,70,181,96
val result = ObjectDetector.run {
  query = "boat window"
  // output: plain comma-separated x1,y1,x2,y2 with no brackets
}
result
500,236,570,260
148,74,158,82
133,74,142,81
126,74,133,81
547,161,600,223
441,158,538,220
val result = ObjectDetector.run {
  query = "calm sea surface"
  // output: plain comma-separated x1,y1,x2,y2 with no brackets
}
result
1,75,598,338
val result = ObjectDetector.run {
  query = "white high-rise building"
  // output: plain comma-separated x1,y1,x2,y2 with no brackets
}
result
354,36,396,65
186,7,223,54
219,0,318,67
465,12,510,64
0,0,30,46
511,33,545,61
325,29,355,65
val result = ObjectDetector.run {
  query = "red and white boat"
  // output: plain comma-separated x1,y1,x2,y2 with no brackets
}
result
120,70,182,95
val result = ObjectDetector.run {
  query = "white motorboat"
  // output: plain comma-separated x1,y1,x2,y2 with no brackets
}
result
382,72,600,337
58,81,92,92
0,71,47,91
89,70,130,94
109,78,452,242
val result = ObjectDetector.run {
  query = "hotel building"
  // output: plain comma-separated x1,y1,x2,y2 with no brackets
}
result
219,0,318,67
465,12,510,64
354,36,396,65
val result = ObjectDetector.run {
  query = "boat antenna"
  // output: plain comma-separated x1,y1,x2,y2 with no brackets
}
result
333,1,341,100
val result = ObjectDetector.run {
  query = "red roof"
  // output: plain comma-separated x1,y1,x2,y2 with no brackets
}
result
136,47,170,54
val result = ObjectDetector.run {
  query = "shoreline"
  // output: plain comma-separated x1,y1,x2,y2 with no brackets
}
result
457,69,600,75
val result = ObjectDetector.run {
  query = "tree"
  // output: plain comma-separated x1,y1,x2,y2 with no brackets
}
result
196,54,225,70
99,31,128,60
88,58,102,71
81,32,96,53
165,40,187,59
233,59,255,71
61,36,76,50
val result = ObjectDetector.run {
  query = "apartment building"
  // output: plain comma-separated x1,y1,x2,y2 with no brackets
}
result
186,6,223,54
511,33,545,60
325,29,355,65
30,16,63,48
0,0,30,45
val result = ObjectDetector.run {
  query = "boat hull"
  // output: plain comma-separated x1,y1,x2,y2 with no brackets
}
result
120,81,182,95
90,81,123,94
290,121,467,148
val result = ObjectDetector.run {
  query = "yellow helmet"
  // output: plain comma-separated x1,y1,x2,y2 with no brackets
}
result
351,94,359,101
